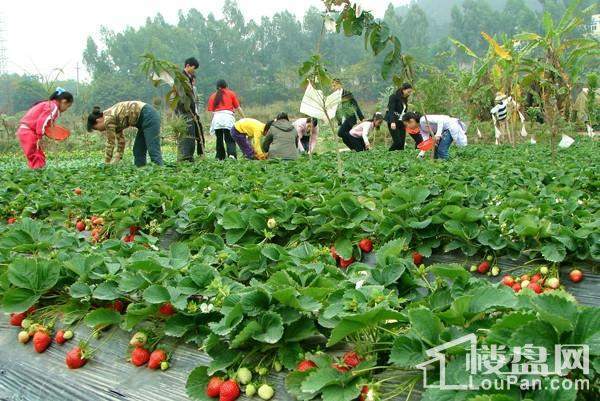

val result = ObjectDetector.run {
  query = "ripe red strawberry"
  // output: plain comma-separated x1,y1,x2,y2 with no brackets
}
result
159,303,175,316
512,283,522,293
76,220,86,232
33,331,52,353
297,360,317,372
333,363,350,373
55,330,67,345
206,376,224,398
27,306,36,314
569,269,584,283
7,217,16,225
477,261,490,274
531,273,543,283
112,300,125,313
358,239,373,253
330,246,340,261
74,188,82,195
342,351,363,368
412,252,423,265
129,226,139,235
528,282,543,294
219,379,240,401
359,386,369,401
9,312,27,327
339,257,355,269
502,275,515,287
131,347,151,367
123,234,134,243
66,346,87,369
148,349,167,370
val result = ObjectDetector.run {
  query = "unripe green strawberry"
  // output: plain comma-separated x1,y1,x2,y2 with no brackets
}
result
470,265,478,272
160,361,170,371
258,384,274,400
21,318,33,329
273,361,282,372
129,331,147,347
257,367,268,376
246,384,257,397
486,255,493,262
18,331,30,344
63,330,74,340
237,367,252,384
491,266,500,276
540,266,549,275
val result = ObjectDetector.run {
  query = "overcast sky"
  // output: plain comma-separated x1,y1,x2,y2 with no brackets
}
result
1,0,407,81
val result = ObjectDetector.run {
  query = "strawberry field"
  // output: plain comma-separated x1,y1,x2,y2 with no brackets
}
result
1,142,599,401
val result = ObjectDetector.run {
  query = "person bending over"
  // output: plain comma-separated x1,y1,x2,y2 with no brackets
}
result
402,112,468,160
231,118,267,160
262,113,299,161
17,88,74,169
87,101,163,167
294,117,319,155
344,113,385,152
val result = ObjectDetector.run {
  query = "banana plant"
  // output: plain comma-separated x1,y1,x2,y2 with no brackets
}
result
140,53,205,155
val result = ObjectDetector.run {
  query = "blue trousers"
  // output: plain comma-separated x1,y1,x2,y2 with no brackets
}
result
435,130,453,160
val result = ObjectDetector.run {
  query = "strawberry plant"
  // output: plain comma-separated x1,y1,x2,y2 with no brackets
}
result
0,141,598,401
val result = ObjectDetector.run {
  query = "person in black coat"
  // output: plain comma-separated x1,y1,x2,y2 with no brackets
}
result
386,83,421,151
332,79,365,149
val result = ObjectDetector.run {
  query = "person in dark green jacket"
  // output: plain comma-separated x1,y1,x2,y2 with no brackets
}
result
262,113,299,161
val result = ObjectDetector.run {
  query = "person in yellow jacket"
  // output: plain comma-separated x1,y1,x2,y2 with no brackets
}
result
230,118,267,160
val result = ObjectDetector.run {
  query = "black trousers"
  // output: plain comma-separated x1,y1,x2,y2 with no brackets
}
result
347,135,366,152
178,114,204,162
388,122,423,151
337,116,357,149
215,128,237,160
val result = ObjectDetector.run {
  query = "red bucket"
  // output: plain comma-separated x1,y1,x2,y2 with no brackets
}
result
418,138,435,152
46,125,71,141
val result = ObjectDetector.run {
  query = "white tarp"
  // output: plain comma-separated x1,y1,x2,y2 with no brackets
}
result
300,83,343,121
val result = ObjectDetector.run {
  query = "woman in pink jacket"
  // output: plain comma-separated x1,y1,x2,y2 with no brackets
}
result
17,88,74,169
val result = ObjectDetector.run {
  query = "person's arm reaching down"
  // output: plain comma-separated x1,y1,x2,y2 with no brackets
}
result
309,125,319,153
262,132,273,154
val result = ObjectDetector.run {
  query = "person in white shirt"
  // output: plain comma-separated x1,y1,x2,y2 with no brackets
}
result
345,113,385,152
402,112,468,160
294,117,319,154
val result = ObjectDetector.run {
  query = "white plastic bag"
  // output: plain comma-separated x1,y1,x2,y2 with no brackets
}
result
530,137,537,145
521,125,528,137
494,125,503,139
300,83,342,121
477,128,483,138
558,134,575,149
587,125,595,138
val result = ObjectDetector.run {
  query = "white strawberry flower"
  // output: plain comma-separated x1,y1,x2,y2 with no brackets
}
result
355,280,365,289
200,303,214,314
